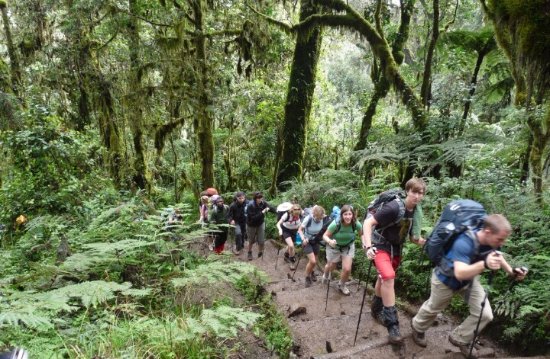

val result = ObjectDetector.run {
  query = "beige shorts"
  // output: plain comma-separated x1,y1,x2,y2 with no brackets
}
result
326,242,355,263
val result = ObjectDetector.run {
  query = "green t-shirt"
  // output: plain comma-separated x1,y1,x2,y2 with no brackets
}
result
327,221,363,247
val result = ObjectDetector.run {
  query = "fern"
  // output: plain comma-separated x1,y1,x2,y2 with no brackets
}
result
61,239,155,272
200,306,262,338
172,260,264,287
0,311,54,331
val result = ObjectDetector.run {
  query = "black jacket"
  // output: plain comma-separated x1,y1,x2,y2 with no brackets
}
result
228,201,247,225
246,200,276,227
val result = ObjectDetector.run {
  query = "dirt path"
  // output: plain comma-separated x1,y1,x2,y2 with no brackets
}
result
233,239,528,359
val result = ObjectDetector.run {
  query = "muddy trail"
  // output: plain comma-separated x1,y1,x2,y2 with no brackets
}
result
228,239,543,359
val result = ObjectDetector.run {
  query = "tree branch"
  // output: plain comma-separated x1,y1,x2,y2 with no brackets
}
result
247,3,293,34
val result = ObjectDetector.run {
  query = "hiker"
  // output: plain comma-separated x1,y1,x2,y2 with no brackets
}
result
228,191,247,255
198,193,210,225
361,177,427,344
246,191,276,260
297,205,327,287
208,195,230,254
276,203,303,270
411,214,527,358
322,204,363,296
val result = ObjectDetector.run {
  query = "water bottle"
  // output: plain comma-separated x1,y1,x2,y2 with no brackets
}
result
295,232,302,246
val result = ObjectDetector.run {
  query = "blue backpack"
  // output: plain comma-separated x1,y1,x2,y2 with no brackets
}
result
424,199,487,265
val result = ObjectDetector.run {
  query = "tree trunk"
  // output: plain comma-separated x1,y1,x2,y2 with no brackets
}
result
448,49,487,177
481,0,550,204
353,76,390,151
191,0,215,189
276,0,323,190
0,1,21,96
353,0,414,152
420,0,439,108
127,0,149,190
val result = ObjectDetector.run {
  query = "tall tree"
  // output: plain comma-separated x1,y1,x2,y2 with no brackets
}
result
190,0,215,189
276,0,323,189
127,0,149,190
481,0,550,202
354,0,415,152
0,0,22,97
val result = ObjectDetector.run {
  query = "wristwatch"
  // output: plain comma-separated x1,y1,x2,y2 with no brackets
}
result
362,244,371,250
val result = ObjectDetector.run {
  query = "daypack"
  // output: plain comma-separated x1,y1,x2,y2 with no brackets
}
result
364,188,407,241
424,199,487,265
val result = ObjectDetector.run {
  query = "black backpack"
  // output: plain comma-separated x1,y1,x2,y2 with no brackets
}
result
425,199,487,265
364,188,406,237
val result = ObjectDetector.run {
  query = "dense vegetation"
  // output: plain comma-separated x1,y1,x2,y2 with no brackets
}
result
0,0,548,357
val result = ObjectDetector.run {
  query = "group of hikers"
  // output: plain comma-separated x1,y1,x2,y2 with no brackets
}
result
198,178,528,358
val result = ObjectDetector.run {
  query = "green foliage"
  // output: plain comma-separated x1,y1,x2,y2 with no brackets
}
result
235,275,292,358
0,107,104,221
172,259,264,287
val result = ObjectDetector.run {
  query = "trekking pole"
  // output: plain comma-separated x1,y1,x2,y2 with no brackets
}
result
469,270,495,358
290,251,302,281
353,260,373,346
274,235,282,270
324,272,331,312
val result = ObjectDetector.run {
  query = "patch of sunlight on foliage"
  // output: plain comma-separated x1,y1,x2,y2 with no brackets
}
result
172,259,264,287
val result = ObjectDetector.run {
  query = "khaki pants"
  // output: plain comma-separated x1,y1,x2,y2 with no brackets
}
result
412,270,493,344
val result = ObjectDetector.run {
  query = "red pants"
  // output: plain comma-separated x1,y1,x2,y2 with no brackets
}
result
374,250,401,280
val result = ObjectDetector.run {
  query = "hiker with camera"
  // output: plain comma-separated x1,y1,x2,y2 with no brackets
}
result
361,177,427,344
322,204,363,296
297,205,329,287
411,213,528,358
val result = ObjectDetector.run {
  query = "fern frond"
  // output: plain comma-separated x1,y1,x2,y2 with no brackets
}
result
171,260,264,288
0,311,54,331
200,306,262,338
61,239,155,272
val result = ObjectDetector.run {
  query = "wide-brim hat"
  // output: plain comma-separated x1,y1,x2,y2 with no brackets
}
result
277,202,293,212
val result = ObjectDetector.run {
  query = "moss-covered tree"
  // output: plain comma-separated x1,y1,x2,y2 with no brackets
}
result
0,0,21,97
481,0,550,202
276,0,324,189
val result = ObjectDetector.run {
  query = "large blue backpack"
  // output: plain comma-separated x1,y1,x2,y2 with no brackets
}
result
425,199,487,265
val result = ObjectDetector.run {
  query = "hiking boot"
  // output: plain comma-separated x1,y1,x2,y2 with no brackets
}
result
388,324,403,344
289,256,297,270
371,295,383,324
382,306,403,344
258,251,263,258
338,281,351,296
247,251,253,261
321,273,331,284
305,275,312,288
448,335,495,358
284,252,290,263
411,319,427,347
310,272,317,282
